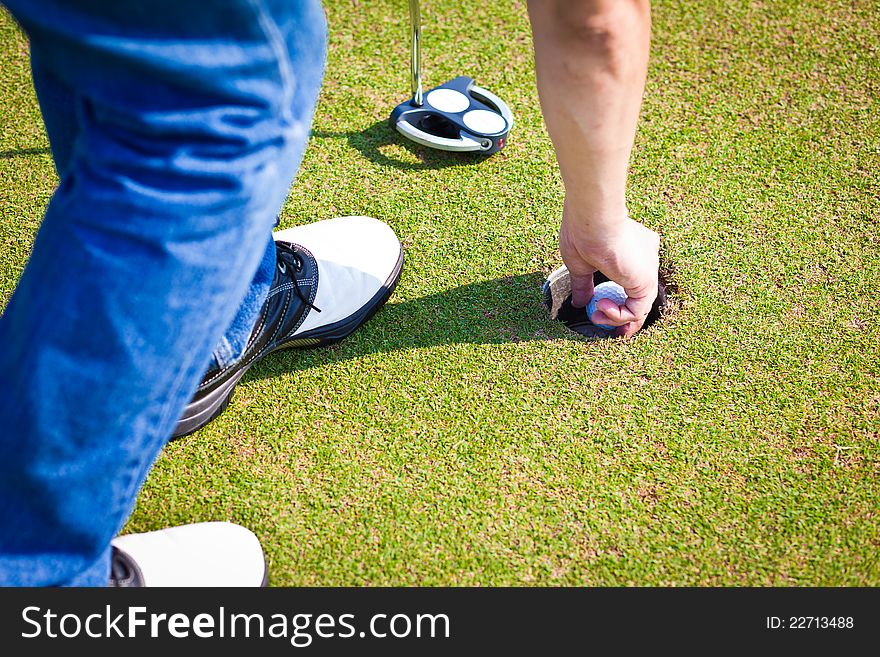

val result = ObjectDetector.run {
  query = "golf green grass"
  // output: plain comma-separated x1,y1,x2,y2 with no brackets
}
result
1,1,877,586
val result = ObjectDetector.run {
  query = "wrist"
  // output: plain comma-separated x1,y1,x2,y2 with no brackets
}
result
561,200,630,244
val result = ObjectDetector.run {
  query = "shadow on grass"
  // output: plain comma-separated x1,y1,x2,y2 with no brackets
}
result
311,119,493,171
1,147,51,159
244,271,573,382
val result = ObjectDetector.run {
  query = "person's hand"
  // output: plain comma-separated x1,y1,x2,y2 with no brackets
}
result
559,205,660,339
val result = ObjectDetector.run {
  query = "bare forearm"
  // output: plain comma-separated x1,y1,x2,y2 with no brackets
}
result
528,1,658,335
528,0,651,233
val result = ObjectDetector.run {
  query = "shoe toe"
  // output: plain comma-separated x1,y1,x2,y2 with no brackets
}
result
111,522,266,587
274,216,402,333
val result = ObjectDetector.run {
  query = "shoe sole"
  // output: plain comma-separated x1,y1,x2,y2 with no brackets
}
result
172,247,404,439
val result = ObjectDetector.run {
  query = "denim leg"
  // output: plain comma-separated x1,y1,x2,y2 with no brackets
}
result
31,42,281,382
0,0,326,586
29,52,78,179
207,234,277,372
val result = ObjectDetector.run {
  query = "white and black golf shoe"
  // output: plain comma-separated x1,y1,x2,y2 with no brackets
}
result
109,522,267,587
173,216,403,438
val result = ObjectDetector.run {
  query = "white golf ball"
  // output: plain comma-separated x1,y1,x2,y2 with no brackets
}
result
587,281,628,330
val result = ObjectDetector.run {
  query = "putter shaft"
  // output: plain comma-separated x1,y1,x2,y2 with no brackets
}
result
409,0,423,106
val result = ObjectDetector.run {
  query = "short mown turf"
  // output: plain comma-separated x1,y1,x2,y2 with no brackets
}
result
1,1,877,585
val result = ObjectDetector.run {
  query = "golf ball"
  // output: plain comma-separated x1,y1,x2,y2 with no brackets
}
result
587,281,628,330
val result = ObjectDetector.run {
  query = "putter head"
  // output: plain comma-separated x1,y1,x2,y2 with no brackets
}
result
390,76,513,154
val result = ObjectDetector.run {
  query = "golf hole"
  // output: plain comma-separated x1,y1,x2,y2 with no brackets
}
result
542,266,674,339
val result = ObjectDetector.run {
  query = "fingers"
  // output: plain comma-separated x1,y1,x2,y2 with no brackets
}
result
595,293,651,325
593,286,657,339
618,319,646,339
588,308,645,340
588,308,618,330
595,298,633,324
569,271,595,308
620,286,657,330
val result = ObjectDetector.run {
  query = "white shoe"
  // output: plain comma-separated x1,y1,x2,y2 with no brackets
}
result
173,216,404,438
109,522,267,587
274,216,403,340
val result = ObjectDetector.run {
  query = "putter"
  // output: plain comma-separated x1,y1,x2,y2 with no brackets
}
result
389,0,514,154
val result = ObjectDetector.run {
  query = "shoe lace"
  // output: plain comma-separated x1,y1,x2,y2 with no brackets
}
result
276,242,321,314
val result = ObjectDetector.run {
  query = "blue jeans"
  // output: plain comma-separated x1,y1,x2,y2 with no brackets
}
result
0,0,326,585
